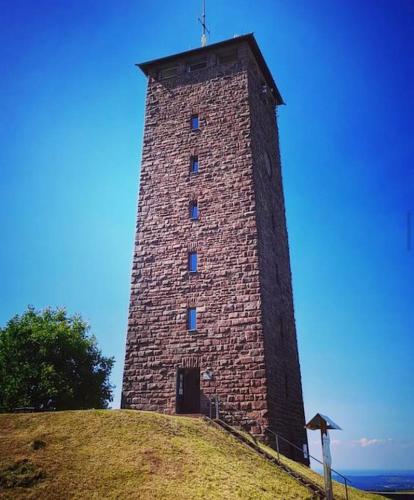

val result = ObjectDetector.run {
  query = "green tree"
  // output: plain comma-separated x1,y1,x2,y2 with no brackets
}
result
0,307,114,411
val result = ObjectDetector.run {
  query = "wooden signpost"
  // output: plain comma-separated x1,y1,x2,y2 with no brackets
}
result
306,413,342,500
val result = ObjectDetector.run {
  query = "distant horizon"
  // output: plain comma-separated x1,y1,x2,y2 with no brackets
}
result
320,469,414,474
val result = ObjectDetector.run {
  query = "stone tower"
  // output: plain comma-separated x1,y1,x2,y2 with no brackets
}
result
122,34,308,462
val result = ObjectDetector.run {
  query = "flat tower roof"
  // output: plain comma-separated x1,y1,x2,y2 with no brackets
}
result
137,34,284,105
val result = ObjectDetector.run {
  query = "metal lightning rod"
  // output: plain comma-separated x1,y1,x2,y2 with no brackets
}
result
198,0,210,47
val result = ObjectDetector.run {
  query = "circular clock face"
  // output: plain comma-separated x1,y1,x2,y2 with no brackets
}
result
264,151,272,177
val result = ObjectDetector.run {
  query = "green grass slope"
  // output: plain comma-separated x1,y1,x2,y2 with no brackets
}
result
0,410,382,499
234,428,382,500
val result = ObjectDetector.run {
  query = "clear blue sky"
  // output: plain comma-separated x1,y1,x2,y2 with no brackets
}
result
0,0,413,470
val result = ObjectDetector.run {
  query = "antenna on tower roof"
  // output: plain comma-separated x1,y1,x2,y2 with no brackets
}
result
198,0,210,47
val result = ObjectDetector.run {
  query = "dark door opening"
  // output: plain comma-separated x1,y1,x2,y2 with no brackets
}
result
176,367,200,414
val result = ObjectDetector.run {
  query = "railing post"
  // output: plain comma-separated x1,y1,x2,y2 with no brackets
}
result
276,433,280,461
215,395,219,420
344,478,349,500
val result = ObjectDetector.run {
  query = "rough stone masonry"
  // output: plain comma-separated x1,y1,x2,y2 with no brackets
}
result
121,34,309,462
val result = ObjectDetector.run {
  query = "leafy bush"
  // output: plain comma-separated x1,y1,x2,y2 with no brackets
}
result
0,307,114,411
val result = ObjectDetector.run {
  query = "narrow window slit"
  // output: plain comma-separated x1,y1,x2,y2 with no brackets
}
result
191,114,199,130
190,201,199,220
190,156,199,174
187,308,197,331
188,251,198,273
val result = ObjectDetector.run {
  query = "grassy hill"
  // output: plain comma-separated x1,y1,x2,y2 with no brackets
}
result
0,410,382,499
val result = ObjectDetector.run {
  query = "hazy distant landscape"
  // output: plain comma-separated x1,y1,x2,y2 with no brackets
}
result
332,471,414,493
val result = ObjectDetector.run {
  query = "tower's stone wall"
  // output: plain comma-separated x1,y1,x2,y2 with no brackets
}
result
247,49,308,457
122,37,308,458
122,42,269,433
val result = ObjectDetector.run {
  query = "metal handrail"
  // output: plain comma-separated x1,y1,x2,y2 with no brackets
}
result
211,395,350,500
265,427,350,500
265,428,342,474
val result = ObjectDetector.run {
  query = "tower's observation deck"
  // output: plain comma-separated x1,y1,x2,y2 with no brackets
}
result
122,34,308,462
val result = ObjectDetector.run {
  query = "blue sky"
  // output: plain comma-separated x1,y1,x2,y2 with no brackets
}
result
0,0,413,470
